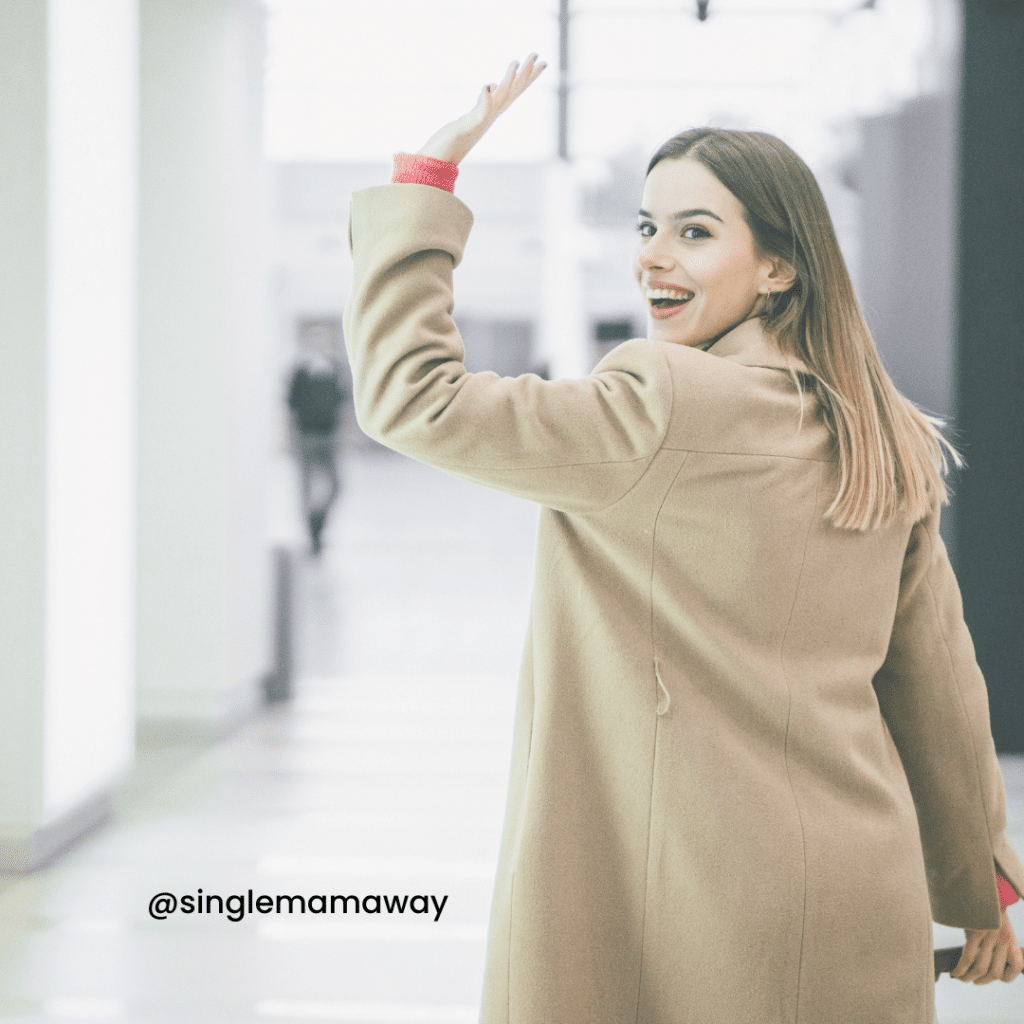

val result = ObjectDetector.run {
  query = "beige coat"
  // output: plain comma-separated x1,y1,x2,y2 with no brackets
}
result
344,183,1024,1024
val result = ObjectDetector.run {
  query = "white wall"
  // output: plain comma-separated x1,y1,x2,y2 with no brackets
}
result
44,0,138,821
0,0,137,867
0,0,272,869
0,0,49,847
136,0,272,734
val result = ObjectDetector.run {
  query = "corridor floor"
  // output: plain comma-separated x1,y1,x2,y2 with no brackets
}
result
1,448,1021,1023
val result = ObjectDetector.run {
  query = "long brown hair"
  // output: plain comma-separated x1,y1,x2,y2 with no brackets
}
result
648,127,961,531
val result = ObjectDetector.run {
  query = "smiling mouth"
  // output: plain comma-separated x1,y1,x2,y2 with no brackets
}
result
645,286,694,310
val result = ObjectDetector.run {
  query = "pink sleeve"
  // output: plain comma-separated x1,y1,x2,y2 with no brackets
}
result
392,153,459,193
997,873,1019,911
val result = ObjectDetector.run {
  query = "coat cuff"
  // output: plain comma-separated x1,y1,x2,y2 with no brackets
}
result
392,153,459,192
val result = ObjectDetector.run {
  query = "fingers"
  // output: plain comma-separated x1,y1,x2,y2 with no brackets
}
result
517,53,548,89
1004,925,1024,983
487,53,547,110
952,927,1023,984
971,947,1000,985
419,53,546,165
1007,941,1024,982
951,939,989,983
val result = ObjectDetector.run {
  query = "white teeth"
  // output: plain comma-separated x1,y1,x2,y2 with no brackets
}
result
645,287,692,301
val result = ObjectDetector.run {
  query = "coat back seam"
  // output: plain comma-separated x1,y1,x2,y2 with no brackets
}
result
778,459,822,1023
634,450,691,1023
660,445,835,463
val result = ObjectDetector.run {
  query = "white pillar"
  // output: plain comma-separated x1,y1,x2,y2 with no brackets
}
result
538,160,592,380
0,0,138,871
136,0,272,736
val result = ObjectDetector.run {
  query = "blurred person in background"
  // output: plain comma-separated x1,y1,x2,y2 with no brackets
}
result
287,324,348,554
343,55,1022,1023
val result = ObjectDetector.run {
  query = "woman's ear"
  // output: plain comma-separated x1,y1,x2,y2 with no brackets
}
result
763,256,797,294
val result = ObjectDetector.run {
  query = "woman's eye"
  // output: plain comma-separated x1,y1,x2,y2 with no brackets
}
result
635,222,710,240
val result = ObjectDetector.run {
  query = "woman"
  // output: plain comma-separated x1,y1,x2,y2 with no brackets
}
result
344,56,1023,1023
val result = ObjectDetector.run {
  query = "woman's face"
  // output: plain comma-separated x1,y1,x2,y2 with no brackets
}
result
633,157,780,349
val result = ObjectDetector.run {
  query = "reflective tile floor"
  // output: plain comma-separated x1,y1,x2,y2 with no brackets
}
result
1,448,1022,1023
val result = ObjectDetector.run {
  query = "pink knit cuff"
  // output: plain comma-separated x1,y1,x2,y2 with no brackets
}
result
392,153,459,193
997,874,1019,911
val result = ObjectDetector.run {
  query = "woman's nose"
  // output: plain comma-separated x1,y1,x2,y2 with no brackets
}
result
638,241,674,271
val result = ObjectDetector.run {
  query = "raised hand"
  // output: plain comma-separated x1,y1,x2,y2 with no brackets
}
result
415,54,547,166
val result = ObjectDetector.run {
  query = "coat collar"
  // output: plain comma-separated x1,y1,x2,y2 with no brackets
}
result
701,316,812,377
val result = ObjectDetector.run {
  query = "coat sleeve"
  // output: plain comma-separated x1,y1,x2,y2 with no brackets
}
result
872,505,1024,929
343,184,673,513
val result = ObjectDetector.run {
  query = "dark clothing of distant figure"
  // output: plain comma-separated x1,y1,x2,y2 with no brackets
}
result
287,363,348,553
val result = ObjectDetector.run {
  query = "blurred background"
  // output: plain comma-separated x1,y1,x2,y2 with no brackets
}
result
0,1,1021,1021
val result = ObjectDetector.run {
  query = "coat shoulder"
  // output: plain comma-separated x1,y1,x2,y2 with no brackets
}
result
610,340,835,461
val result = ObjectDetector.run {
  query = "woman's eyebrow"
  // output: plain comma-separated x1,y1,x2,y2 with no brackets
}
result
637,207,724,223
